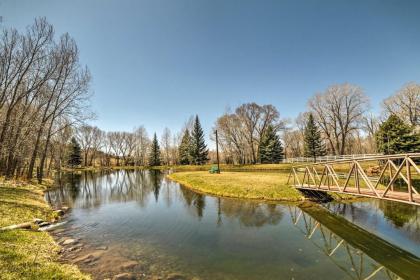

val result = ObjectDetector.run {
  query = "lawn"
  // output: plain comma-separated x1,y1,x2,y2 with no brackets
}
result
168,171,304,201
0,180,89,280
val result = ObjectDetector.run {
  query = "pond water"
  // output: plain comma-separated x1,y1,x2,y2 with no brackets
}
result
45,170,420,280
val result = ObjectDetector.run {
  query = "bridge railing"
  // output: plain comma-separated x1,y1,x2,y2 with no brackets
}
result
287,153,420,205
282,153,382,163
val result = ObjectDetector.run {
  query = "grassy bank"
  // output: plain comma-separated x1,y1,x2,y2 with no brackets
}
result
64,160,383,174
63,163,295,173
168,171,358,202
0,180,90,280
168,171,305,201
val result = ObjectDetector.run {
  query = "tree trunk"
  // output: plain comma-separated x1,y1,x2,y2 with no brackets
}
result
27,127,43,179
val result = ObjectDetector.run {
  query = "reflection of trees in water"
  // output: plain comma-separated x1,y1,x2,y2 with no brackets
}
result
149,170,162,202
46,170,166,209
326,203,374,227
288,206,402,280
50,171,280,228
161,177,173,208
178,186,283,226
327,200,420,230
46,172,82,208
221,200,283,227
179,186,206,219
377,201,419,229
103,170,164,206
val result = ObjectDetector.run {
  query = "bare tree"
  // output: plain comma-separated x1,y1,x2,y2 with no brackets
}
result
77,125,95,166
235,103,281,163
123,131,136,165
89,127,104,166
160,127,172,165
283,129,303,158
361,113,379,153
0,18,92,180
383,82,420,127
214,113,248,164
214,103,282,164
308,83,369,155
133,126,149,166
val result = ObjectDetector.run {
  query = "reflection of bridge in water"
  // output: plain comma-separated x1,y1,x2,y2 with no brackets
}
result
288,153,420,206
288,205,420,280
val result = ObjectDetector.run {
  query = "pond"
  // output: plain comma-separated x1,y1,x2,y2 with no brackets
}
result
45,170,420,280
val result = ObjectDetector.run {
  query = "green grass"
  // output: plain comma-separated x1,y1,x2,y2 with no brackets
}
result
168,171,360,202
65,163,295,172
156,163,294,172
0,180,90,280
168,171,305,201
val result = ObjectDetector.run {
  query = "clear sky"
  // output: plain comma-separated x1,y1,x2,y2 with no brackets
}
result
1,0,420,141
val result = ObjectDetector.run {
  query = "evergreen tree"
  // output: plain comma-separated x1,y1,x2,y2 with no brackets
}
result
67,137,82,167
258,125,284,163
375,114,420,154
304,113,326,162
190,115,209,165
179,129,192,165
148,133,161,166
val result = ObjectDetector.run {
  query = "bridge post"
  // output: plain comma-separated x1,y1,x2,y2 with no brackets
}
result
388,161,394,192
354,161,360,194
406,156,413,202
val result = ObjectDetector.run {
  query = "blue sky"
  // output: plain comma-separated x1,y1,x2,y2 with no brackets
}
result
1,0,420,141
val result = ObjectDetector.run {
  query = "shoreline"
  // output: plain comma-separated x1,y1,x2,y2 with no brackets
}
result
167,171,361,203
170,176,306,204
61,163,294,173
0,179,90,280
167,171,305,202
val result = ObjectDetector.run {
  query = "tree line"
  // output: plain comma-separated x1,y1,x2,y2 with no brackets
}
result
283,82,420,161
69,84,420,168
2,19,419,181
0,18,91,182
67,115,210,168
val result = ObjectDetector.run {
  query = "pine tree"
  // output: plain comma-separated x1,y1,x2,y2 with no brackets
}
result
304,113,326,162
375,114,420,155
67,137,82,167
190,115,209,165
179,129,192,165
148,133,161,166
258,125,284,163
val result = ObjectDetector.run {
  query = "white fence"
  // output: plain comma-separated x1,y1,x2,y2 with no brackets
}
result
282,153,383,163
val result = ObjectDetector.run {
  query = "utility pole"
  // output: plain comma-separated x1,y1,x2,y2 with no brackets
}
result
215,130,220,173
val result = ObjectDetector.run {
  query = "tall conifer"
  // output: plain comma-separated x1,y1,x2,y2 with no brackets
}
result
148,133,161,166
304,113,326,162
376,114,420,154
67,137,82,167
179,129,192,165
258,125,284,163
190,115,208,165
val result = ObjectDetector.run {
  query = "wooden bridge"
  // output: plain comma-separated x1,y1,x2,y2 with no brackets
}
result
287,153,420,206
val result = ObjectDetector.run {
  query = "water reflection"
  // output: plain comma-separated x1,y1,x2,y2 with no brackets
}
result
326,200,420,254
49,170,285,228
289,206,416,279
179,186,206,219
221,199,283,227
378,200,419,228
327,200,420,229
48,170,164,208
45,170,420,280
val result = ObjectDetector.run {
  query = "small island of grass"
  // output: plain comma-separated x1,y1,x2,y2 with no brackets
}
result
168,171,305,201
